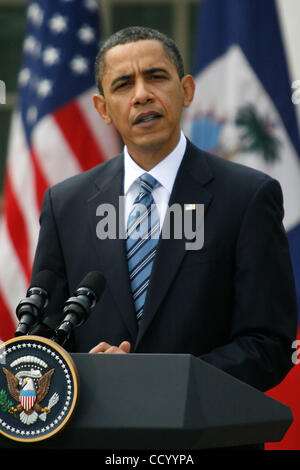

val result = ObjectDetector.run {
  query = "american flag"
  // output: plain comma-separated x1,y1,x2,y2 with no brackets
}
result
0,0,121,341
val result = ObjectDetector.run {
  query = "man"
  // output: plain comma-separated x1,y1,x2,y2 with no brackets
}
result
31,26,297,393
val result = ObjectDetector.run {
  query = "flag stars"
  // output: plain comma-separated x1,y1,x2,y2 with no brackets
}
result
18,1,100,135
70,55,89,74
23,35,35,53
26,106,38,124
77,25,96,44
48,14,68,34
43,46,60,66
37,79,53,98
18,68,31,87
23,36,41,58
84,0,98,12
27,3,44,28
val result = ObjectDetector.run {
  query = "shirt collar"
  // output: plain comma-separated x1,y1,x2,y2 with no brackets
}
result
124,131,187,195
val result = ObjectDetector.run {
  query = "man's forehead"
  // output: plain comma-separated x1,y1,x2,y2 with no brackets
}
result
103,39,174,76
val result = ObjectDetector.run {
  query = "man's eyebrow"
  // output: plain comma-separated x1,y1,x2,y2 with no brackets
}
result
110,67,170,89
143,67,170,76
111,74,133,89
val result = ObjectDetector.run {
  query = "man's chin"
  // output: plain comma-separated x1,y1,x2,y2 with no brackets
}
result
132,140,168,158
126,126,181,159
132,128,176,151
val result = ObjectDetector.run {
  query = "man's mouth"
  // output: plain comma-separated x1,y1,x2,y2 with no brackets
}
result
133,112,162,125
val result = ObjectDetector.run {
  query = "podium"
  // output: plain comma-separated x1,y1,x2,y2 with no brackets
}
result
0,354,293,449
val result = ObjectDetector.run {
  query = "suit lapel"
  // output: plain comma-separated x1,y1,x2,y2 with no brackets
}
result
87,156,138,340
134,141,214,350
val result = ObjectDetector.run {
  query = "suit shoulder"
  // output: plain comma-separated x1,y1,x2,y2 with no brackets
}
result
185,140,283,215
189,140,276,191
207,150,271,182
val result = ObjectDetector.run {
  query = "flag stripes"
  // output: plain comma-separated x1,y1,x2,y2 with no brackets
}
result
0,290,16,340
53,100,106,171
31,115,82,186
3,174,32,283
30,147,49,211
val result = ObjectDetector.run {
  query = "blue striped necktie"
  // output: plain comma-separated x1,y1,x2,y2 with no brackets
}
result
126,173,160,323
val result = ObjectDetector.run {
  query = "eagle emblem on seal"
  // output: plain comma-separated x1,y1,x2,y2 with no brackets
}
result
1,355,59,425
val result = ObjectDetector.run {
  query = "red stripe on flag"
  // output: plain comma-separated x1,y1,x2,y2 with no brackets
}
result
30,148,50,211
53,101,106,171
2,174,32,283
0,289,16,341
265,328,300,450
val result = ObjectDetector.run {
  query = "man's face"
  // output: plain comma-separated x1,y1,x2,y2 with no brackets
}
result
93,40,195,164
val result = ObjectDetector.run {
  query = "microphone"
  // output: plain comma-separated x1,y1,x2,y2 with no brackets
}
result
15,270,59,337
53,271,106,346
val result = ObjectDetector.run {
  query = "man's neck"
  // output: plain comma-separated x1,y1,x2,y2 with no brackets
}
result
125,135,182,171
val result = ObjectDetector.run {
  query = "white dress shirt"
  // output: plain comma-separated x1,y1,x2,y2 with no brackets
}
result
123,131,187,231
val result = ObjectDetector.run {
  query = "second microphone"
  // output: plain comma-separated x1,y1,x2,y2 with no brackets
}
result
53,271,106,346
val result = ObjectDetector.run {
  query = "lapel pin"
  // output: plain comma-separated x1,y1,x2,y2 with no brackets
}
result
185,204,196,211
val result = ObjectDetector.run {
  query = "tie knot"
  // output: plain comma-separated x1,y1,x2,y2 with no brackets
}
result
139,173,158,194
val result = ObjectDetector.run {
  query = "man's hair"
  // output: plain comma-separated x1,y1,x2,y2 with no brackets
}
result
94,26,185,95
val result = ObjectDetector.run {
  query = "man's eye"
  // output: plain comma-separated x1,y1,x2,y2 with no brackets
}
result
115,82,129,90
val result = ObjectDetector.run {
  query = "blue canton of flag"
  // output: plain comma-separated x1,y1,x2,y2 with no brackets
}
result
19,0,100,143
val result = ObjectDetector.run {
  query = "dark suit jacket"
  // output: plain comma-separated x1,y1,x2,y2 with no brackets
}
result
31,139,298,392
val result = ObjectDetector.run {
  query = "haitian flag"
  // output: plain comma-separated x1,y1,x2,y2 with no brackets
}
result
183,0,300,449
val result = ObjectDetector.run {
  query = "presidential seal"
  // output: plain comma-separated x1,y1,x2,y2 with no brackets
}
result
0,336,79,442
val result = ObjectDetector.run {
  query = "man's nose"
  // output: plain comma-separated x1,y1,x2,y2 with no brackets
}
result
132,79,153,105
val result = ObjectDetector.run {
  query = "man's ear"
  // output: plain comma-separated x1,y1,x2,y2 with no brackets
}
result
93,94,113,125
181,75,195,108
